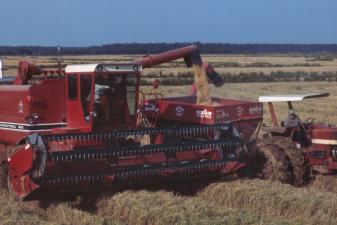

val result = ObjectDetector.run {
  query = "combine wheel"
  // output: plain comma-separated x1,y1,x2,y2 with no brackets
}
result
270,136,306,186
248,140,292,183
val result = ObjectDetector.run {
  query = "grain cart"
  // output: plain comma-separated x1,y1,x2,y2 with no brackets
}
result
0,45,263,200
257,93,337,185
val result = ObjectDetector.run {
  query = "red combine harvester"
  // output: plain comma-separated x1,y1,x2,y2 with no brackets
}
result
0,45,263,199
258,93,337,185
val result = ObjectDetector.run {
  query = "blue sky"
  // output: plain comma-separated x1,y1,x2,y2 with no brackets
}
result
0,0,336,46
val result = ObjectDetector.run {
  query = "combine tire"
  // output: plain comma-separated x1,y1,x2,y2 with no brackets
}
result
248,140,292,183
270,136,306,186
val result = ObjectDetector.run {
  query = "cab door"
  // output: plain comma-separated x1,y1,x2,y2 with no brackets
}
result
92,73,139,131
65,73,94,131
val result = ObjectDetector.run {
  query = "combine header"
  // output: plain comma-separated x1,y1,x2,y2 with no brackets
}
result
0,45,263,199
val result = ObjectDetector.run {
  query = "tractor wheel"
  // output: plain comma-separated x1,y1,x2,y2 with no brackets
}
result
270,136,307,186
248,140,292,183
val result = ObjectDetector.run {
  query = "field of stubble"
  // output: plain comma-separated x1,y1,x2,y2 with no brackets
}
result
1,54,337,225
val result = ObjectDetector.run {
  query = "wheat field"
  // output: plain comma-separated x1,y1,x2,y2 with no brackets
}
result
0,54,337,224
2,53,337,76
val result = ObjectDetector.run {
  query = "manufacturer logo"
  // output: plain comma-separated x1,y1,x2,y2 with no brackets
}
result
236,106,244,117
175,106,184,117
144,103,159,112
249,105,262,115
196,109,212,119
18,101,24,113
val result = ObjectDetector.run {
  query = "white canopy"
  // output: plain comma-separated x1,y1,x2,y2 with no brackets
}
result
65,64,142,74
259,93,330,102
65,64,100,73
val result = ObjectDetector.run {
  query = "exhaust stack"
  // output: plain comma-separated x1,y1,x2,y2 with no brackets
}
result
0,58,3,78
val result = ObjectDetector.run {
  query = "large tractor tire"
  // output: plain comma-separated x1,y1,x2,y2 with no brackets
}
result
247,140,293,183
270,136,307,186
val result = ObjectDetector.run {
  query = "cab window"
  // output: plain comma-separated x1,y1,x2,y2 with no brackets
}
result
67,74,78,100
80,74,92,120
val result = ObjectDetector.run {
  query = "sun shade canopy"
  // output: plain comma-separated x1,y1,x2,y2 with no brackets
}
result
259,93,330,102
65,64,142,73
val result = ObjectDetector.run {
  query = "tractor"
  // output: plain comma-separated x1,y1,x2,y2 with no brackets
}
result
0,45,263,200
256,93,337,185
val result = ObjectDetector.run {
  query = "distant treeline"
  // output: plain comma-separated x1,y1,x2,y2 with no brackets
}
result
140,71,337,86
0,43,337,55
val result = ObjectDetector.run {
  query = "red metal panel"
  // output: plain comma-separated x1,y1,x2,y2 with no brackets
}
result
156,96,262,124
8,145,33,175
155,96,263,143
0,85,31,124
0,79,65,126
30,79,66,123
311,126,337,140
0,129,28,145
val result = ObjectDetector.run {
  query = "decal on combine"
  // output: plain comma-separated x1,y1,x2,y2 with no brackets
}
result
215,109,229,120
236,106,244,117
0,122,66,131
0,123,23,130
18,101,24,113
196,109,212,119
144,102,159,112
248,105,262,115
175,106,185,117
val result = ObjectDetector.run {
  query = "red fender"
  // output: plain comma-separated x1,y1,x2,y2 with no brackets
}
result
7,144,39,198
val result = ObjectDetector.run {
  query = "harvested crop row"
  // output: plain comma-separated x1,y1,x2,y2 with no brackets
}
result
44,203,121,225
0,189,119,225
0,186,292,225
96,190,294,225
0,190,50,225
198,179,337,224
311,175,337,194
3,178,337,225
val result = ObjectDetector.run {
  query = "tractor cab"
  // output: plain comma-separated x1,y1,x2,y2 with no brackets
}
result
259,93,330,146
64,63,141,132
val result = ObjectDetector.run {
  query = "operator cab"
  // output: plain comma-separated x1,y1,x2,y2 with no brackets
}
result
65,63,141,131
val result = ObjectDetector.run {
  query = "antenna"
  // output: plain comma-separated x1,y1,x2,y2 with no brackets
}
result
57,45,62,75
0,58,3,78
